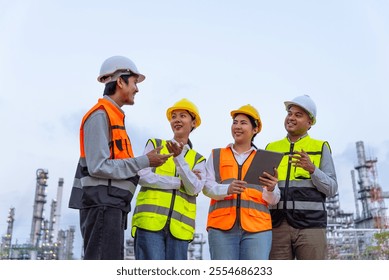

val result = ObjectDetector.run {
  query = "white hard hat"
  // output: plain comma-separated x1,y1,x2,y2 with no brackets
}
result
97,55,145,84
284,95,317,125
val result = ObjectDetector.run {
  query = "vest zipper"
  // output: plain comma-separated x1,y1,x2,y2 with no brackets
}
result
284,142,294,211
167,156,179,226
166,189,176,228
237,164,242,227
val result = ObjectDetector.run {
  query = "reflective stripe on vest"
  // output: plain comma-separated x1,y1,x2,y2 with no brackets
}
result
266,136,328,228
131,138,205,241
206,147,272,233
68,98,137,210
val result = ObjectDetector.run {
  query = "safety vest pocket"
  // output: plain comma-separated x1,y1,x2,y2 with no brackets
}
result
220,160,236,179
293,166,311,179
245,188,267,204
107,185,133,202
248,207,270,219
112,137,134,159
115,139,123,151
155,158,175,176
209,206,233,218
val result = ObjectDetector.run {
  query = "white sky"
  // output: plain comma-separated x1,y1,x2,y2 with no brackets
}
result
1,0,389,261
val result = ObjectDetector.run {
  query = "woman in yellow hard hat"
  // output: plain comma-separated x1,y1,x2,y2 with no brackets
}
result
203,104,280,260
131,98,206,260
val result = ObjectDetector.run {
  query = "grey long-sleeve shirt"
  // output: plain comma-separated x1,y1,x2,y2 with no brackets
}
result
83,96,149,179
310,143,338,197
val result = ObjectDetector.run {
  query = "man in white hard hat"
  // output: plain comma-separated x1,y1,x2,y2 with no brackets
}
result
265,95,338,260
68,55,172,260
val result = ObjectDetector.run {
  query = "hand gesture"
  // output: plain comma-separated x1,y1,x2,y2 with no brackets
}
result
166,141,184,157
290,149,315,174
259,168,278,192
192,169,202,180
146,146,173,167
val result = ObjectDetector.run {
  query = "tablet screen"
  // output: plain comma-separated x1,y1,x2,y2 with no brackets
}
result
243,149,283,184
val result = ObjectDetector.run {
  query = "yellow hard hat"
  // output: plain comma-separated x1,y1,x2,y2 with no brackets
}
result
230,104,262,132
166,98,201,128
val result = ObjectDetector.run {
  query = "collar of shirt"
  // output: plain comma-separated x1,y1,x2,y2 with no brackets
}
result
226,143,256,165
287,133,309,143
103,95,124,114
170,138,190,154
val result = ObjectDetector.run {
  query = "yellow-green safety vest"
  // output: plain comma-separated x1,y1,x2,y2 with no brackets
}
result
266,135,329,228
131,138,205,241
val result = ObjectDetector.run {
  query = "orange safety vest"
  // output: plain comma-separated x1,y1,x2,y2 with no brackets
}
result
80,98,135,159
68,98,138,211
206,147,272,233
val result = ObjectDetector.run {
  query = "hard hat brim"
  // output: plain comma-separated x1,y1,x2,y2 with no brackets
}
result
166,107,201,128
230,109,259,123
230,109,262,132
97,71,145,84
284,101,316,125
97,55,146,84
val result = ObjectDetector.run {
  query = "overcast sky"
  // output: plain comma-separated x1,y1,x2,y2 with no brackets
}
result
1,0,389,260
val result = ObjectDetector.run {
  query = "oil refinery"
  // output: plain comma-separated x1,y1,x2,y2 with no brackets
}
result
0,169,75,260
1,141,388,260
326,141,389,259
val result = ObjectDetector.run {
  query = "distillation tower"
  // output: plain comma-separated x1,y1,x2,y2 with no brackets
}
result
30,169,49,250
0,208,15,259
327,141,389,259
353,141,389,229
1,169,75,259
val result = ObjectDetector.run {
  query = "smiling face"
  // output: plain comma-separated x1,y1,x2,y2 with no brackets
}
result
113,75,139,107
170,109,196,139
284,105,312,141
231,113,258,145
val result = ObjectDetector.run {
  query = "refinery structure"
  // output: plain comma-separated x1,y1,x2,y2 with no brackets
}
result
1,141,388,260
0,169,75,260
326,141,389,259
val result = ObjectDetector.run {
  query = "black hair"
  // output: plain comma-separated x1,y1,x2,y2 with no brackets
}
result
103,74,132,96
247,114,259,143
186,110,196,132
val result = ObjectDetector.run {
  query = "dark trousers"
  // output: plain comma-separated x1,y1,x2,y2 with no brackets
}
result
80,206,126,260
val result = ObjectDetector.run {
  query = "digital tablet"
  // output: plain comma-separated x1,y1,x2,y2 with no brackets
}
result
243,149,283,184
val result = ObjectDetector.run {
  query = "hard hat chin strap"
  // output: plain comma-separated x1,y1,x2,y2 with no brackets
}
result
101,70,134,84
110,70,134,82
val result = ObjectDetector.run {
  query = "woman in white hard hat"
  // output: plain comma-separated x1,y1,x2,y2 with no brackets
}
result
203,104,280,260
131,98,206,260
